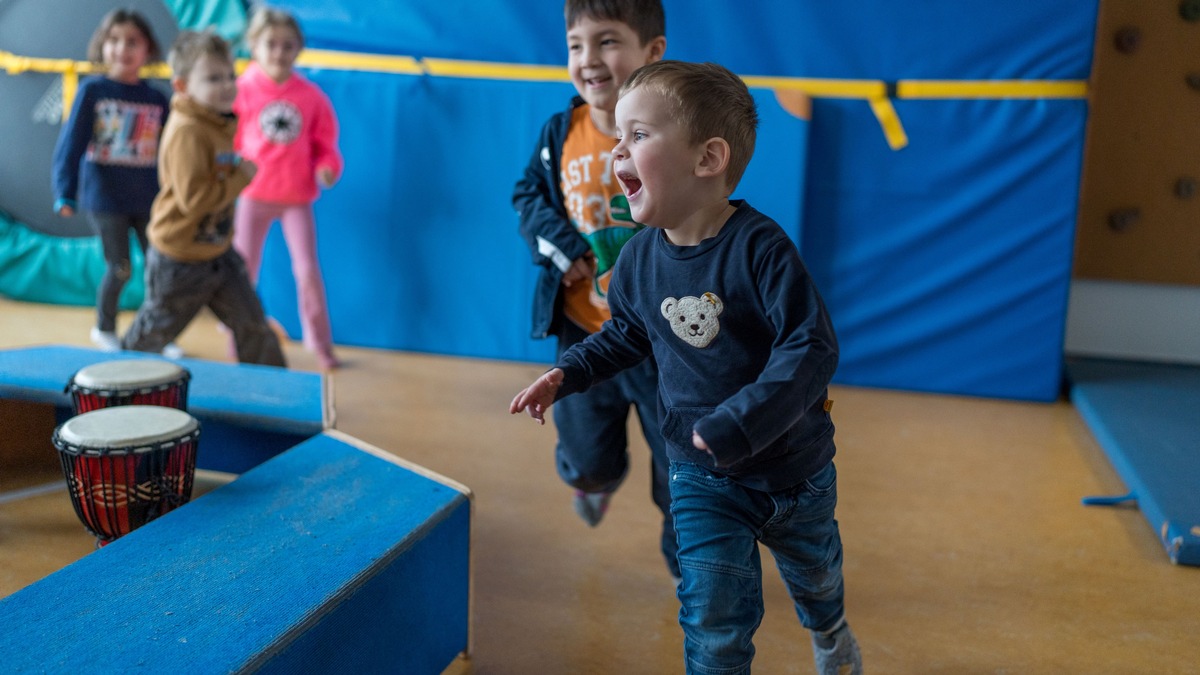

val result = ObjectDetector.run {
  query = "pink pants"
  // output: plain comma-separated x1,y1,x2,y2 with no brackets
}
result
233,197,335,360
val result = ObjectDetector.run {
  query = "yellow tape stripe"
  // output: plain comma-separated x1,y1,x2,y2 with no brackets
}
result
742,76,887,99
421,58,570,82
5,49,1087,99
868,97,909,150
61,69,78,116
3,48,1087,151
297,49,422,74
898,79,1088,99
0,52,101,76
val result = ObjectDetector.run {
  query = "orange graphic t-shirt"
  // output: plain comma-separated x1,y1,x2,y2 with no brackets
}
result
559,105,644,334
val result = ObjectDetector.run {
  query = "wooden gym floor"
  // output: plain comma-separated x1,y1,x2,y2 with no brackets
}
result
1,295,1197,674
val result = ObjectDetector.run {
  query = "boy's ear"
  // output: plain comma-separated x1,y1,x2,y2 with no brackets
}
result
645,35,666,63
170,76,187,94
695,137,730,180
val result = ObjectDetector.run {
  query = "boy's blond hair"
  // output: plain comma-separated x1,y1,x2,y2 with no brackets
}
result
246,6,305,48
168,30,232,81
621,60,757,191
564,0,664,45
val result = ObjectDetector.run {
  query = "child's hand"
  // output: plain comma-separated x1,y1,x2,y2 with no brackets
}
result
692,431,716,461
240,159,258,180
510,368,564,425
561,254,595,288
57,204,75,217
316,167,336,189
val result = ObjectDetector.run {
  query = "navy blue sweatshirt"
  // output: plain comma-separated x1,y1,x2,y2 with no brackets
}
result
51,76,169,215
512,96,592,340
556,201,839,491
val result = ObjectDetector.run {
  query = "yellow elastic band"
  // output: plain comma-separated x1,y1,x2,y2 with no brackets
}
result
421,58,570,82
867,97,909,150
742,75,886,100
2,47,1087,150
299,49,422,75
898,79,1088,99
0,51,102,77
61,67,78,116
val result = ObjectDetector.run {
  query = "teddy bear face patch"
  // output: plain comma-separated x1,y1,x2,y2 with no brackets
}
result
661,292,724,348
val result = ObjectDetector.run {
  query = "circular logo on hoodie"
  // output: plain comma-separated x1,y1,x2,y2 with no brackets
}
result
259,100,302,144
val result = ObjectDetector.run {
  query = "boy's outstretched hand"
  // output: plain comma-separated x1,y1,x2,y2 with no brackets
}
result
510,368,564,425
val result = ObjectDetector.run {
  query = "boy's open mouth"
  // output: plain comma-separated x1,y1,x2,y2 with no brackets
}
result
585,74,612,88
617,171,642,198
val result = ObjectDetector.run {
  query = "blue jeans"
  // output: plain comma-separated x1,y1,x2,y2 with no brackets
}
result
554,321,678,577
670,460,845,675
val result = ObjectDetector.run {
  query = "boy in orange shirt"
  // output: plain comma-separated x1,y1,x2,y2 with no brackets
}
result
512,0,677,580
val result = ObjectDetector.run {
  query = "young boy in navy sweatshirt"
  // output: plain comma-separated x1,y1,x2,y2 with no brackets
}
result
512,60,862,675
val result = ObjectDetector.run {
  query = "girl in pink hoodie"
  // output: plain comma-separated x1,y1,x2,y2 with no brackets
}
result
233,7,343,369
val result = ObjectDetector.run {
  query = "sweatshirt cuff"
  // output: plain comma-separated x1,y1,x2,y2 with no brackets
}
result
553,362,591,401
693,409,751,468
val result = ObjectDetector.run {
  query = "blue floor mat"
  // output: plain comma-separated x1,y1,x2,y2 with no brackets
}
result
1068,357,1200,566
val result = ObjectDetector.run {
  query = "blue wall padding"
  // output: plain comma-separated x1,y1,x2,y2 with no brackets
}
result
256,72,806,364
803,97,1087,399
0,1,1093,401
285,0,565,64
656,3,1096,80
1069,358,1200,566
0,434,471,673
259,74,560,364
246,0,1095,401
0,345,326,472
286,1,1097,80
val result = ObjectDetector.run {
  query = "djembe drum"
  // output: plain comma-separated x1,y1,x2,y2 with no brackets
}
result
52,405,200,546
65,359,190,414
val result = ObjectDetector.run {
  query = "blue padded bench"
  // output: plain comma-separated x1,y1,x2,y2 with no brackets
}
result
1069,357,1200,566
0,345,330,474
0,431,472,673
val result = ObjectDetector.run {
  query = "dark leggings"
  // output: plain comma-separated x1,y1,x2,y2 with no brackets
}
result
87,212,149,332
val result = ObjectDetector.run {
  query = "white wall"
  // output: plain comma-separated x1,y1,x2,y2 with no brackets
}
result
1065,280,1200,364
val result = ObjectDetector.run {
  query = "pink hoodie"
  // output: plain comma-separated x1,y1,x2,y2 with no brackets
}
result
234,62,343,205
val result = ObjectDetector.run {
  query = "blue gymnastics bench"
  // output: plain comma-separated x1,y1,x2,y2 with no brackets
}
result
0,345,331,474
0,431,473,673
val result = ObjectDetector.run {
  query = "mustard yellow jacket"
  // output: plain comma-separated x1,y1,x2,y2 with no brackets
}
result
148,95,251,262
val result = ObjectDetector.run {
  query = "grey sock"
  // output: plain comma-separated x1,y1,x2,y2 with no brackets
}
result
811,623,862,675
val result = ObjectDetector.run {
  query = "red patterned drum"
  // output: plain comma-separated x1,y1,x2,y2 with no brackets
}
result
66,359,190,413
52,405,200,546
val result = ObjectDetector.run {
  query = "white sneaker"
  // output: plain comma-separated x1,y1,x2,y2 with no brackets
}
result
161,342,184,359
89,327,121,352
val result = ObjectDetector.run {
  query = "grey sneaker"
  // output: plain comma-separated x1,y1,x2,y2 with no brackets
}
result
812,623,862,675
572,490,613,527
161,342,184,359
